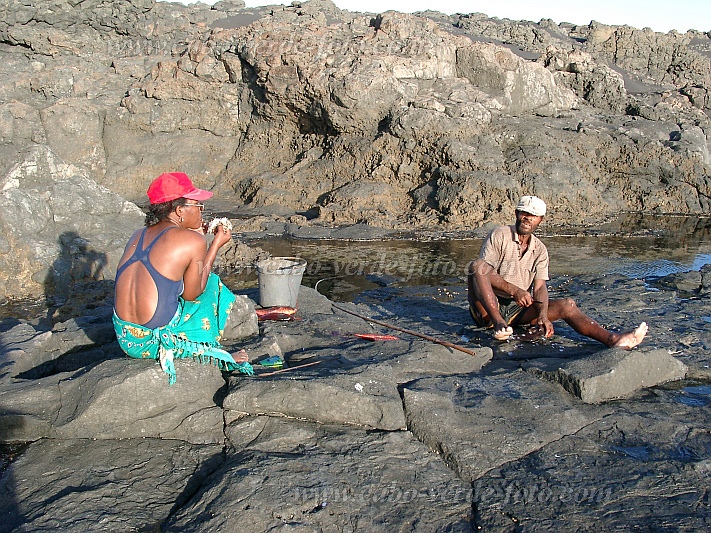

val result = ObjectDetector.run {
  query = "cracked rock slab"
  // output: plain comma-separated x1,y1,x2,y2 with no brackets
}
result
166,416,473,532
224,362,407,430
0,438,223,533
1,358,228,444
402,370,610,482
524,348,688,403
53,359,228,444
388,343,493,383
472,389,711,531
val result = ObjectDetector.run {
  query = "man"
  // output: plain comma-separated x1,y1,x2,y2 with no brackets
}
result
467,195,648,349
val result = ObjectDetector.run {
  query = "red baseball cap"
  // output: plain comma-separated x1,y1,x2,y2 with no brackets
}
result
146,172,213,204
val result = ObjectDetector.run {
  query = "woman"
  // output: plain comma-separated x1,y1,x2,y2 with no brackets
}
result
112,172,253,384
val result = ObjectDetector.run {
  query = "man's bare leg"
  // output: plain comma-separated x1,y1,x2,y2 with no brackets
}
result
546,298,648,350
467,260,513,341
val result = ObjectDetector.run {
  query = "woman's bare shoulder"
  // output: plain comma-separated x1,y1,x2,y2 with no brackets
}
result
163,227,207,249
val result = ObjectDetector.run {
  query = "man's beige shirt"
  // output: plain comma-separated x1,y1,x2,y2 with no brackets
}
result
479,225,549,298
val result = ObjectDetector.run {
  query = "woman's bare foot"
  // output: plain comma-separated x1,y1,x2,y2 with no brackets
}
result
493,324,514,341
232,349,249,363
611,322,648,350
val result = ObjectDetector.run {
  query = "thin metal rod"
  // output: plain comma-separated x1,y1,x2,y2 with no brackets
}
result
331,303,483,358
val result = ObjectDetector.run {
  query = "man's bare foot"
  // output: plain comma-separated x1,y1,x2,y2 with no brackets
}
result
493,325,514,341
611,322,648,350
232,349,249,363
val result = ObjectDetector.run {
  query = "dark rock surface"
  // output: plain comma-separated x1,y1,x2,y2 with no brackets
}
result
525,347,687,403
172,419,474,532
2,273,708,531
1,437,223,532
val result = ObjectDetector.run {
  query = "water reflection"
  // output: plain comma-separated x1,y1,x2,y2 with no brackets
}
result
675,385,711,407
224,216,711,302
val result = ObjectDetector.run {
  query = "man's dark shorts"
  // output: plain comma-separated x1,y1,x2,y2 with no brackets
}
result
469,297,525,328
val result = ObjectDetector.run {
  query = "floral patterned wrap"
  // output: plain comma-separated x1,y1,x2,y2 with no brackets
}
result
112,273,254,384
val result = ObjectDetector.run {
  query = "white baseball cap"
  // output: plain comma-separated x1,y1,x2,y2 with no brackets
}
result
516,196,546,216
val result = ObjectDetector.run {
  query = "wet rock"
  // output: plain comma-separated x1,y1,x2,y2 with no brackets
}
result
525,348,688,403
473,395,711,530
702,264,711,295
652,270,704,294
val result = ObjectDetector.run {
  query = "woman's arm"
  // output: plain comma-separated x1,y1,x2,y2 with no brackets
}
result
181,224,233,301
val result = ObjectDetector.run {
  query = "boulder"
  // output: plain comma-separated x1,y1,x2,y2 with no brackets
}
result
456,41,578,116
0,146,144,300
221,294,259,340
0,358,229,444
525,348,688,403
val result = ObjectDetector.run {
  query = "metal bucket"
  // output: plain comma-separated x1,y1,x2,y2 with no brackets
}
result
255,257,307,307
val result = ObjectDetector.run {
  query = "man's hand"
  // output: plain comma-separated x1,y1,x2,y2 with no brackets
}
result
534,316,554,338
512,287,533,307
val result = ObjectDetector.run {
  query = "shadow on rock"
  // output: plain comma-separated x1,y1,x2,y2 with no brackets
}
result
0,415,30,533
167,448,228,520
45,231,110,323
2,231,120,382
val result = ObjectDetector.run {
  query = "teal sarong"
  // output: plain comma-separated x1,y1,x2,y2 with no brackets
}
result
113,272,254,385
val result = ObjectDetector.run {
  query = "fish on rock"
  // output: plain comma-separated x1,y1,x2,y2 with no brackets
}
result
256,306,298,321
352,333,400,341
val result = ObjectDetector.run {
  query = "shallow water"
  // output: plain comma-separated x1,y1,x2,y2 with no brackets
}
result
675,385,711,407
226,216,711,302
1,216,709,317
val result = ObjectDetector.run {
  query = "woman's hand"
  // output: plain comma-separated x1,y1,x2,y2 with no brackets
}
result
210,223,232,249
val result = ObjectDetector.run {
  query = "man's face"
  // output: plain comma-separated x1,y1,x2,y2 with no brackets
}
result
515,210,543,235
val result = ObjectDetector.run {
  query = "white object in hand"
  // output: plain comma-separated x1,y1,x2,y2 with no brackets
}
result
207,217,233,233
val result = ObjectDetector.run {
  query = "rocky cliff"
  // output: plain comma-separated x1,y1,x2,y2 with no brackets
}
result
0,0,710,298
